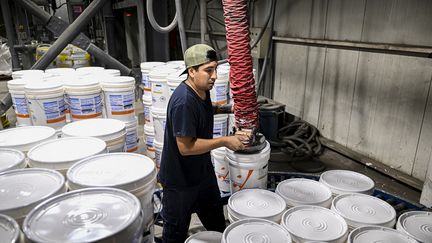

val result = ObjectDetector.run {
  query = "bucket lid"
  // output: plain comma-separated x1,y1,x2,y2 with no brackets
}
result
101,76,135,87
45,68,75,75
0,168,65,219
149,68,177,80
348,226,418,243
211,146,226,158
140,61,165,70
62,118,126,142
7,78,29,90
23,187,141,243
125,117,138,128
332,193,396,228
185,231,222,243
167,71,187,83
24,80,63,91
396,211,432,242
27,137,107,171
67,153,156,192
0,126,56,151
214,114,228,120
282,205,348,242
228,189,286,220
319,170,375,195
0,148,26,173
144,124,155,135
223,218,292,243
151,107,167,116
64,78,100,88
142,94,152,103
75,66,104,73
153,140,163,148
276,178,332,207
226,140,271,165
104,69,120,76
12,70,44,78
0,214,20,243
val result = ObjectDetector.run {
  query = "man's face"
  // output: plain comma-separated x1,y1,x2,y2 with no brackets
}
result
189,61,218,91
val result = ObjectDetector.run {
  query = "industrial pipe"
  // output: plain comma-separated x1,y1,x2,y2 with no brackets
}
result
174,0,188,54
1,0,19,69
87,44,133,76
200,0,208,44
146,0,178,33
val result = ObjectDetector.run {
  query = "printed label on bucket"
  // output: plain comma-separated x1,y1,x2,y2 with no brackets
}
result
213,122,227,138
144,106,150,123
142,74,151,92
12,96,30,118
155,150,162,169
230,164,268,193
126,130,138,152
107,92,135,115
68,94,103,119
28,98,66,125
211,84,228,105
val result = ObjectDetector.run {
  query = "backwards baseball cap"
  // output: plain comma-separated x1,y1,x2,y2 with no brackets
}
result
181,44,218,75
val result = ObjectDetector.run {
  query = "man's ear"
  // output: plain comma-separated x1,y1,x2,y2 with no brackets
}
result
188,68,195,79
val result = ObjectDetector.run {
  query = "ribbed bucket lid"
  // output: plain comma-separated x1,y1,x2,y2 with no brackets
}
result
0,213,20,242
67,153,156,192
0,148,26,173
12,70,43,78
45,68,75,75
23,188,141,243
62,118,126,142
348,226,418,243
140,61,165,70
332,193,396,228
27,137,106,171
185,231,222,243
319,170,375,195
276,178,332,207
396,211,432,242
226,141,271,164
0,126,56,151
104,69,120,76
228,189,286,220
282,205,348,242
223,218,292,243
211,146,226,158
24,80,63,91
0,168,65,219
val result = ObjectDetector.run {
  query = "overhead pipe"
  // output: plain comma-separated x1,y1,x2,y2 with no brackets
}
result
200,0,208,44
174,0,188,54
1,0,19,69
146,0,178,33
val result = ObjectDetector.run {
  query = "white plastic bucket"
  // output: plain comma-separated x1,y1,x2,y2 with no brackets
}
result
281,205,348,243
141,62,165,97
348,226,418,243
44,68,75,76
75,66,105,75
125,117,139,152
210,70,229,105
222,218,292,243
0,126,56,153
12,70,44,79
0,213,22,243
64,78,103,121
25,81,66,129
7,79,32,126
0,148,26,173
276,178,333,208
331,193,396,230
27,137,107,176
154,140,163,170
211,147,230,193
101,76,136,121
0,168,66,226
396,211,432,243
165,60,185,70
185,231,222,243
227,189,286,223
105,69,121,76
149,68,177,109
319,170,375,196
23,188,143,243
67,153,156,231
152,107,166,142
144,124,156,159
226,141,270,193
61,118,127,152
167,71,186,98
142,94,153,127
213,114,228,138
228,113,235,135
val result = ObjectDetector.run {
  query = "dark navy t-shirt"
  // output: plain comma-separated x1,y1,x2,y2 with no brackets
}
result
158,81,214,188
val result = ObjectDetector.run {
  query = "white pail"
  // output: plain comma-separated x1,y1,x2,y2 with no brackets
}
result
101,76,136,121
185,231,222,243
396,211,432,243
12,70,44,79
67,153,156,231
7,79,32,126
154,140,163,170
210,70,229,105
44,68,75,76
125,117,139,152
211,147,230,193
27,137,107,176
149,68,177,109
75,66,104,75
23,188,144,243
152,107,166,142
25,81,66,129
0,126,56,153
105,69,121,76
348,226,418,243
167,71,186,98
276,178,333,208
213,114,228,138
141,62,165,97
226,141,270,193
319,170,375,196
62,118,127,152
0,148,26,173
228,113,235,135
0,213,22,243
0,168,66,225
64,78,103,121
144,124,156,159
143,94,153,127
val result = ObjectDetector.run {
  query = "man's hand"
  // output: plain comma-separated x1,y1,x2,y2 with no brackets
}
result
223,136,245,151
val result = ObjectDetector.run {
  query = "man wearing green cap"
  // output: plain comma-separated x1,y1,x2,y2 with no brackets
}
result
159,44,244,242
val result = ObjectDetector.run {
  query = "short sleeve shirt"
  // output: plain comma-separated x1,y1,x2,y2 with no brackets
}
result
158,81,214,188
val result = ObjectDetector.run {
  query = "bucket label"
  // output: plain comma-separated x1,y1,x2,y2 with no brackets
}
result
211,83,228,105
107,93,135,115
155,149,162,169
142,74,151,92
69,94,103,119
230,164,268,193
42,99,66,124
144,106,151,123
12,96,30,118
126,129,138,152
213,121,228,138
152,82,168,108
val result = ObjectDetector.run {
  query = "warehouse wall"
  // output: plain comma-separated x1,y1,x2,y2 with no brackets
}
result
183,0,432,182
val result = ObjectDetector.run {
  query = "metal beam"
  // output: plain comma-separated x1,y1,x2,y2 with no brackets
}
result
1,0,20,69
136,0,147,62
112,0,137,10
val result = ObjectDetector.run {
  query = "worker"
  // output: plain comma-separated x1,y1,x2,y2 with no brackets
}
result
158,44,245,243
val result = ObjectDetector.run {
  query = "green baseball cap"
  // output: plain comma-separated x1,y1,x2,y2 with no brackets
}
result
181,44,218,75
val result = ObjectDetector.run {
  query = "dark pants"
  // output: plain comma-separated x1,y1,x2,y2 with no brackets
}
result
161,178,226,243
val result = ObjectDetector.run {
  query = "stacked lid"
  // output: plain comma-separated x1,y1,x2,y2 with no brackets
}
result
0,214,21,243
276,178,333,208
0,126,56,153
319,170,375,195
396,211,432,243
23,188,142,243
0,148,26,173
331,193,396,229
348,226,419,243
62,118,126,142
185,231,222,243
281,205,348,243
223,218,292,243
227,189,286,223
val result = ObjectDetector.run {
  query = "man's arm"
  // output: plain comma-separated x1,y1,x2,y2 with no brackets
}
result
176,136,244,156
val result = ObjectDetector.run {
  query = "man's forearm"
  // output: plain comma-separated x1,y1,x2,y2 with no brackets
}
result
177,137,227,156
